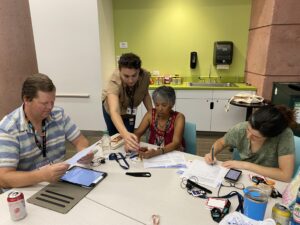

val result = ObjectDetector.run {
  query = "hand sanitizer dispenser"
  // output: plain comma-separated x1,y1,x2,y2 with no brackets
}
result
213,41,233,66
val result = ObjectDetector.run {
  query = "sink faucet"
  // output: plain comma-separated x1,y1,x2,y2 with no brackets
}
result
208,65,212,83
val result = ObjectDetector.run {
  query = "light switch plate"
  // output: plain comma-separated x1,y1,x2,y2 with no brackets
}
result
119,42,128,48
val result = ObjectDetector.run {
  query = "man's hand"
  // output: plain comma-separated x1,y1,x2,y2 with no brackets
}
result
123,132,139,151
39,162,70,183
77,151,94,165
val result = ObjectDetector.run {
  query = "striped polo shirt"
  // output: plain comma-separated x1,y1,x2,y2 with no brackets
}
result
0,105,80,171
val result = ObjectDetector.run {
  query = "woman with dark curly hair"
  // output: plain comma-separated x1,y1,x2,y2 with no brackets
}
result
205,105,297,182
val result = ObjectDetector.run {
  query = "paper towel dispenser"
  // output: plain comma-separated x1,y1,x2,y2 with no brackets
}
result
213,41,233,65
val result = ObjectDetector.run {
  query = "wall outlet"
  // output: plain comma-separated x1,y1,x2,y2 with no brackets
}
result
119,42,128,48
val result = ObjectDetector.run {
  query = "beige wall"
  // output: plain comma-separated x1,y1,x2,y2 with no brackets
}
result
245,0,300,100
0,0,38,119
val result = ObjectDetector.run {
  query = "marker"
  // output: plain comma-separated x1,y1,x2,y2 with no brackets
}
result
211,145,214,165
187,179,212,194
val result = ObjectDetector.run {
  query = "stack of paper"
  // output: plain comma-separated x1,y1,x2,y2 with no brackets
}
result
143,151,187,169
182,160,228,188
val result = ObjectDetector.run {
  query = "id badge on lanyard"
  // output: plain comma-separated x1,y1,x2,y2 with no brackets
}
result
129,117,135,126
126,107,137,115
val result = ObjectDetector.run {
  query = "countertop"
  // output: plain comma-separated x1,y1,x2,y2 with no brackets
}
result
149,82,256,91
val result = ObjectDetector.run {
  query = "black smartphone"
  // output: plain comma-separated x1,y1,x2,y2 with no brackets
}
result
224,168,242,182
60,166,107,188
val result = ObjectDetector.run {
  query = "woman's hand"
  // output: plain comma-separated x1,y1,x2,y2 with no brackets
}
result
204,153,217,165
139,148,160,159
123,132,140,151
222,160,246,170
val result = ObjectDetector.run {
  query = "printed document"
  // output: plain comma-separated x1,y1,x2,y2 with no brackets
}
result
143,151,187,168
182,159,228,188
65,140,101,166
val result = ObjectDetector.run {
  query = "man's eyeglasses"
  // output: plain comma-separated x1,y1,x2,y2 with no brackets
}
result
217,180,244,197
221,180,244,190
109,153,130,170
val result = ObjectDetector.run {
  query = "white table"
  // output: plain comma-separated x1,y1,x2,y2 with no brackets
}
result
0,145,288,225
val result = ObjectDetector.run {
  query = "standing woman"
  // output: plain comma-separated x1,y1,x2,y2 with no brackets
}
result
102,53,152,151
132,86,185,159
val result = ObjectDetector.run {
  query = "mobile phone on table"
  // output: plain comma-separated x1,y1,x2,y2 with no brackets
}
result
224,168,242,183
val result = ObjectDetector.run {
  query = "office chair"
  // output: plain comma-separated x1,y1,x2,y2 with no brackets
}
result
184,122,197,155
293,135,300,178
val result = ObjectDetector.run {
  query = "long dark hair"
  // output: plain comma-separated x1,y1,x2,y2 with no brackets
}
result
249,105,297,137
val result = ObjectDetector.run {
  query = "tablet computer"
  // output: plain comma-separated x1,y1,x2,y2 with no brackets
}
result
60,166,107,188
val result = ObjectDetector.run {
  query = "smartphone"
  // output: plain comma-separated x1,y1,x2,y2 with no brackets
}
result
224,168,242,183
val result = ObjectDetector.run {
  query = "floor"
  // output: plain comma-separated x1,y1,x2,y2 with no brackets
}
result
66,131,233,161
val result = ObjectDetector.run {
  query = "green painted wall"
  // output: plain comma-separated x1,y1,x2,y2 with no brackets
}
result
113,0,251,82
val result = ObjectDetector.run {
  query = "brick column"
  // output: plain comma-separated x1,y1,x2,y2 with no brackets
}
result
0,0,38,119
245,0,300,100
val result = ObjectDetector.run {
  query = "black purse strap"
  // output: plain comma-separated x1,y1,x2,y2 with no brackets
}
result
212,191,244,213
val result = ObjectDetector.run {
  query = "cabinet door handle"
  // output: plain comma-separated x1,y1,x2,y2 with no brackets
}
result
210,102,214,109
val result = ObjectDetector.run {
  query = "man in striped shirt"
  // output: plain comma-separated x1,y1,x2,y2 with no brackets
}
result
0,73,92,188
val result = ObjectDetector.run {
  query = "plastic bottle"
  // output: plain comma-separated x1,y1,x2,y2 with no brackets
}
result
101,131,111,156
292,187,300,225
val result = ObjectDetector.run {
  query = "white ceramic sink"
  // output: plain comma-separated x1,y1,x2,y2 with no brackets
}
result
188,82,237,87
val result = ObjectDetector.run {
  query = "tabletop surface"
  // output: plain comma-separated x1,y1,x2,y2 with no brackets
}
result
0,144,288,225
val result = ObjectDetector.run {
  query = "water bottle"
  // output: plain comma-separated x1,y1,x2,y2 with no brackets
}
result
292,187,300,225
101,131,111,156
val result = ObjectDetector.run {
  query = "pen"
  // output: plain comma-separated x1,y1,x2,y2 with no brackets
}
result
211,145,214,165
92,149,98,155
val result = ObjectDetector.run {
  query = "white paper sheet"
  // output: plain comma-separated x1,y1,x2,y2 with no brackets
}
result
182,159,228,188
143,151,187,168
65,140,101,166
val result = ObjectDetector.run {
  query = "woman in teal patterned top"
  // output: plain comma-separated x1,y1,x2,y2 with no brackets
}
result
204,105,297,182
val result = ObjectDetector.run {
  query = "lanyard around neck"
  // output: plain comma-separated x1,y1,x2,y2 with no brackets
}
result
28,120,47,158
125,86,136,114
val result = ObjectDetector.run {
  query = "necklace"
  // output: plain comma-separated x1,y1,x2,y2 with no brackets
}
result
154,113,173,147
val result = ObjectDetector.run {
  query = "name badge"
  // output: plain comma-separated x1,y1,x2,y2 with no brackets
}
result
126,107,137,115
129,117,135,125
